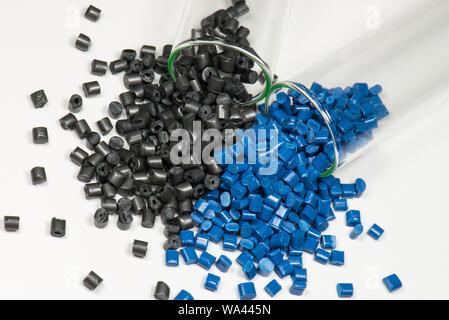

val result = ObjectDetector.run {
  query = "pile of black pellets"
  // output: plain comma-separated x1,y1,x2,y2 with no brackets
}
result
59,1,261,251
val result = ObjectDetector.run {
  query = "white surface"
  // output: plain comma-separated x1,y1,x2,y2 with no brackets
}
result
0,0,448,299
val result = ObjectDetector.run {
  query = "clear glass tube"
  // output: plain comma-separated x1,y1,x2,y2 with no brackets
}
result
168,0,293,106
267,0,449,175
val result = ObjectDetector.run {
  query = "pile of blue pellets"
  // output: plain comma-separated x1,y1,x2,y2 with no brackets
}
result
169,82,402,300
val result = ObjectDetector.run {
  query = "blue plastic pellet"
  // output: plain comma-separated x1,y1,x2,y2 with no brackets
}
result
204,273,221,292
180,247,198,265
274,260,294,278
320,235,337,249
194,233,210,251
337,283,353,298
174,289,194,300
225,222,240,234
330,250,344,266
267,249,284,265
219,210,233,224
268,215,283,232
223,234,238,251
198,251,216,270
240,222,253,238
232,198,249,210
190,211,204,225
238,282,257,300
229,208,241,221
274,204,290,219
258,257,275,276
269,232,290,248
238,238,255,251
333,199,348,211
205,190,220,201
212,216,226,229
248,194,264,212
300,205,317,224
314,248,331,264
307,227,321,240
264,193,282,209
207,225,224,243
236,251,254,266
166,250,179,267
231,181,248,200
382,274,402,292
303,237,319,254
290,280,307,296
350,223,364,239
264,279,282,297
220,191,231,208
242,260,257,280
241,210,257,221
314,215,329,232
194,198,210,215
180,230,195,247
367,223,384,240
251,243,267,262
346,210,361,226
355,178,366,197
216,255,232,273
291,268,307,282
200,220,213,233
288,255,303,268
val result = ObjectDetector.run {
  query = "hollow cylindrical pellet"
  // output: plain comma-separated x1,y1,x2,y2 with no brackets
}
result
96,117,113,135
149,169,168,185
140,45,156,58
69,94,83,113
118,178,134,197
84,5,101,22
141,209,155,228
132,239,148,258
117,210,133,230
60,113,78,130
82,81,101,97
91,59,108,76
148,195,162,210
101,183,116,198
110,59,128,74
86,132,101,150
146,156,163,169
164,234,181,250
75,33,91,52
107,169,127,188
154,281,170,300
32,127,49,144
140,142,156,157
83,271,103,291
95,162,110,184
94,208,108,228
168,166,184,185
117,197,132,212
4,216,20,232
184,168,205,184
84,183,102,199
50,218,66,238
74,119,91,139
94,142,111,157
31,167,47,185
204,174,220,190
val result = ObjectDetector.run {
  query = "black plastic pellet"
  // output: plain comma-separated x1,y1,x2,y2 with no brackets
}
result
178,214,194,231
74,119,91,139
154,281,170,300
85,5,101,22
102,183,116,198
82,81,101,97
84,183,102,199
242,107,257,123
68,94,83,113
108,101,123,119
86,153,104,167
128,59,144,73
83,271,103,291
146,156,163,169
132,239,148,258
174,182,194,200
32,127,49,144
75,33,91,52
139,142,155,157
163,234,181,250
102,198,117,214
126,104,140,119
30,89,48,109
148,169,168,186
110,59,128,74
96,117,113,135
117,210,133,230
107,168,127,188
31,167,47,185
140,45,156,58
142,54,155,69
156,186,174,204
118,178,133,197
194,184,207,198
121,49,137,62
184,168,206,184
124,73,142,89
94,208,108,229
141,209,155,228
77,165,96,183
91,59,108,76
162,44,173,58
86,132,101,150
116,164,132,178
4,216,20,232
204,174,221,190
50,218,66,238
94,140,111,157
95,162,110,183
131,196,147,214
60,113,78,130
205,159,223,174
70,147,89,166
148,195,162,210
168,167,184,185
164,222,180,236
140,69,155,83
178,199,193,216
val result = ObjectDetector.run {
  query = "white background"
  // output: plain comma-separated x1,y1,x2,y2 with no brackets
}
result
0,0,448,299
